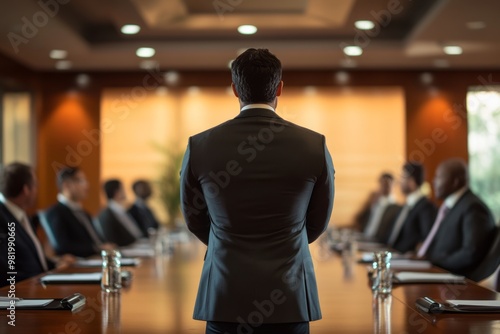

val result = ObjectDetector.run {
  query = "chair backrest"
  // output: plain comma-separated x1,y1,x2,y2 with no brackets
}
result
37,210,60,252
469,226,500,282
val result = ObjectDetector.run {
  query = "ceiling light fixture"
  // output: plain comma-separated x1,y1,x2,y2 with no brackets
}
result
343,46,363,56
121,24,141,35
237,25,257,35
443,45,462,55
354,20,375,30
434,59,450,68
55,60,72,70
139,60,158,70
466,21,486,30
50,49,67,59
136,47,155,58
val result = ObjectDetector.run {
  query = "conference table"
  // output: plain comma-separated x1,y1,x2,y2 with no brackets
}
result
1,234,499,334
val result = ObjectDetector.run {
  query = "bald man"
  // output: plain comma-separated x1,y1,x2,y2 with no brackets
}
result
417,158,496,277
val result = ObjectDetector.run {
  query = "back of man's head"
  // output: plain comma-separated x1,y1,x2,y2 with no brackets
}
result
103,179,122,200
0,162,34,199
231,48,282,104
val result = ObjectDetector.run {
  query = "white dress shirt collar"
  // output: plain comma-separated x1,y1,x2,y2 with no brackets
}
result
406,189,424,208
444,186,468,209
57,193,83,211
0,196,25,223
241,104,275,112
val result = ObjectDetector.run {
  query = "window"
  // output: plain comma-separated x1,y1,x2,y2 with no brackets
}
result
467,88,500,221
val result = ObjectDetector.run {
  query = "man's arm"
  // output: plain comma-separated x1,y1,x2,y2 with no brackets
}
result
432,202,494,273
306,138,335,243
180,141,211,245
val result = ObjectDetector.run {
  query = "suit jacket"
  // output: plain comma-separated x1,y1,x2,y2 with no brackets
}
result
373,204,402,244
391,197,437,253
127,202,160,238
96,207,137,247
43,202,100,257
180,108,335,323
425,190,496,277
0,203,54,286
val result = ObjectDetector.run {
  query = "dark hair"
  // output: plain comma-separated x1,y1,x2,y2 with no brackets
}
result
231,48,282,104
56,167,80,189
380,172,394,181
132,180,147,194
403,162,425,186
103,179,122,200
0,162,34,198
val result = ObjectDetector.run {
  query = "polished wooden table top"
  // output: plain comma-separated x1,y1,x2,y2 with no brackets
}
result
1,238,499,334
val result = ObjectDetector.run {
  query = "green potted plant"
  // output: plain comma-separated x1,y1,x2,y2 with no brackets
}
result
156,145,184,227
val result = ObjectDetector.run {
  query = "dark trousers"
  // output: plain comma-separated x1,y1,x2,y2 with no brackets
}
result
206,321,310,334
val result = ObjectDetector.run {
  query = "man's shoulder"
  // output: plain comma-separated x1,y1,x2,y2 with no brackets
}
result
189,116,325,142
45,202,66,214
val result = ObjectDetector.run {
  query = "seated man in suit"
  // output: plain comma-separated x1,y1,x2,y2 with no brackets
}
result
387,162,437,253
0,162,74,286
43,167,112,257
362,173,401,243
127,180,160,238
96,179,143,246
417,158,496,277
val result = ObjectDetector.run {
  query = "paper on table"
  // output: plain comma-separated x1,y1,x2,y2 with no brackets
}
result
389,260,432,269
41,272,102,282
0,299,53,308
447,300,500,310
120,248,155,257
394,272,465,283
75,258,141,267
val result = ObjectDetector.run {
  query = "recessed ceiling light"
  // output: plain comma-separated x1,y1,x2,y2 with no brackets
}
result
75,74,90,88
50,49,67,59
340,58,357,68
55,60,72,70
335,71,350,85
420,72,433,85
136,47,155,58
164,71,180,85
434,59,450,68
466,21,486,30
343,46,363,56
139,60,158,70
237,25,257,35
443,45,462,55
354,20,375,30
121,24,141,35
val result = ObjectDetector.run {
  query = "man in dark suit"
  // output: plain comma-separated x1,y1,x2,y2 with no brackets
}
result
360,173,401,243
417,158,496,277
180,48,335,334
43,167,111,257
128,180,160,238
387,162,436,253
0,162,73,286
96,179,142,247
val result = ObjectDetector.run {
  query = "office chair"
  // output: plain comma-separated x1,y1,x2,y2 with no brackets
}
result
468,226,500,282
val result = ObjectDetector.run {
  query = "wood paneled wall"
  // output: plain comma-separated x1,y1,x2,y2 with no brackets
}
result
0,56,499,215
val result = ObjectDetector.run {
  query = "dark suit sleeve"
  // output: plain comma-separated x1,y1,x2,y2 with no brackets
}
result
180,141,211,245
306,138,335,243
432,202,493,272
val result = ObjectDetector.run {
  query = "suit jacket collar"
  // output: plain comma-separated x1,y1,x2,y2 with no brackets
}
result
235,108,283,120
